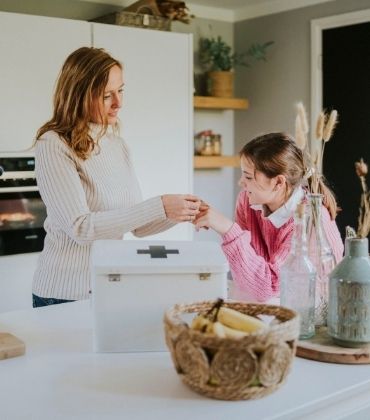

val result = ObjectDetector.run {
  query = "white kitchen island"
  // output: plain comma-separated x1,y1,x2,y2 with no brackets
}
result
1,301,370,420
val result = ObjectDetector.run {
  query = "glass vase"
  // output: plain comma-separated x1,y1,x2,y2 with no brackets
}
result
328,238,370,347
306,193,336,327
280,203,316,339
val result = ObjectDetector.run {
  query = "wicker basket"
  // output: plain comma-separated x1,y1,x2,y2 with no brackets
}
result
92,11,171,31
164,300,300,401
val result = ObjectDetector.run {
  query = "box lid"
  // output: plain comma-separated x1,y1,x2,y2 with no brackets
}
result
91,240,229,275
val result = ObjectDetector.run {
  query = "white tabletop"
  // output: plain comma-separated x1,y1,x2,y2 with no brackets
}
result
1,301,370,420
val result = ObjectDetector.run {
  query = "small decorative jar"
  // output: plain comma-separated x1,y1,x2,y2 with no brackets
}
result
327,237,370,347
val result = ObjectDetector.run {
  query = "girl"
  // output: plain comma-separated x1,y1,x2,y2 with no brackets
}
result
32,47,200,307
194,132,343,303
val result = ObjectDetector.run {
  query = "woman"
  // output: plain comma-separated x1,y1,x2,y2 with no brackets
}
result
33,47,200,307
194,132,343,303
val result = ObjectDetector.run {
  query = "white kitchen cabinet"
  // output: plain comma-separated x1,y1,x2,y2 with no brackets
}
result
92,23,193,240
0,11,90,152
0,13,193,240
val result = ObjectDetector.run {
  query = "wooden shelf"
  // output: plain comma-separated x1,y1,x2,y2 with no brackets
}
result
194,155,240,169
194,96,249,110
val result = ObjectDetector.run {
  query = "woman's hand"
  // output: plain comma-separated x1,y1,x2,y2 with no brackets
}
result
161,194,201,222
194,206,233,235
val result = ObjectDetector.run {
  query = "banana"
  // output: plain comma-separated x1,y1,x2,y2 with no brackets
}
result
221,323,250,339
217,307,266,333
212,321,227,338
190,314,211,332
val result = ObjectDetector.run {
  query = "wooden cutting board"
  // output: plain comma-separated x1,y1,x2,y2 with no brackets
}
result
296,327,370,364
0,333,25,360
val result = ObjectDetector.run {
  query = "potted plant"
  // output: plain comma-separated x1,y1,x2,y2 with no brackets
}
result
199,36,273,97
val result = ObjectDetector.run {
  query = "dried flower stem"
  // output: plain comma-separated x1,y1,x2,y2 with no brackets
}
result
355,158,370,238
295,115,306,150
293,103,339,220
315,112,325,141
323,110,338,142
297,102,309,135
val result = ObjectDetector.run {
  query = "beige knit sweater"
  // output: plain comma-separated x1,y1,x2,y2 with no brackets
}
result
33,126,175,300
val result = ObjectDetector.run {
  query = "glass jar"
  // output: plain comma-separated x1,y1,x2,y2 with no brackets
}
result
328,237,370,347
212,134,222,156
306,193,336,327
200,134,214,156
194,134,204,155
280,203,316,339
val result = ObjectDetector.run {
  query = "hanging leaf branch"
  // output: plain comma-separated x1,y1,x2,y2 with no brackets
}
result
355,158,370,238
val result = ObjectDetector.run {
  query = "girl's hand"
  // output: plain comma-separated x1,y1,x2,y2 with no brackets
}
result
194,207,233,235
161,194,201,222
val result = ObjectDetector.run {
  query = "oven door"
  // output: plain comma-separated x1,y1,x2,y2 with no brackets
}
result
0,191,47,256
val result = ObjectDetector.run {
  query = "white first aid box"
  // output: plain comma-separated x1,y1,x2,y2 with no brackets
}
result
91,240,228,352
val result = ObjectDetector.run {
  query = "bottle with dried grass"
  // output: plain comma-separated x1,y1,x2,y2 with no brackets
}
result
294,102,339,326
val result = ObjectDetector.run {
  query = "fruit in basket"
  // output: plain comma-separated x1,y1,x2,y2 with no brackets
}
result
190,314,211,332
217,307,266,333
190,299,267,338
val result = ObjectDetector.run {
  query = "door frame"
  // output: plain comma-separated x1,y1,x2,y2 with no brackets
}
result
310,9,370,150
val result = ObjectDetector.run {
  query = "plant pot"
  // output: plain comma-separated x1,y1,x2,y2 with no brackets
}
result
207,71,234,98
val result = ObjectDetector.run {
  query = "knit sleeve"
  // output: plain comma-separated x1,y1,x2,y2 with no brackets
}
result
133,218,177,237
221,193,293,302
35,135,169,245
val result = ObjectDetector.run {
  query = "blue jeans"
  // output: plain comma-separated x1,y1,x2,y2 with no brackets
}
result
32,294,74,308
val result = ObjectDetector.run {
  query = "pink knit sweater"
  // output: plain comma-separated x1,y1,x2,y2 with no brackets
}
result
222,190,344,303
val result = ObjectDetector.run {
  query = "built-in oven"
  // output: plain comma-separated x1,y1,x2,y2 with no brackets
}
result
0,154,47,256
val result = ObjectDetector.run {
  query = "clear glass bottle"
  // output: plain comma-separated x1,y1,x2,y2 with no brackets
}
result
306,193,336,327
280,202,317,339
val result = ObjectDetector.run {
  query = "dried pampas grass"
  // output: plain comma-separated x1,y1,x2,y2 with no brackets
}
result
315,112,326,141
294,103,338,196
297,102,309,135
323,110,338,142
295,114,306,150
293,103,339,220
355,158,370,239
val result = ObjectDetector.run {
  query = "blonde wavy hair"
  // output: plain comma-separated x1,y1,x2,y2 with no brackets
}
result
35,47,122,160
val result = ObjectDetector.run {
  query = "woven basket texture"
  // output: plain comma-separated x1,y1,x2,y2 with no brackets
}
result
92,11,171,31
164,300,300,401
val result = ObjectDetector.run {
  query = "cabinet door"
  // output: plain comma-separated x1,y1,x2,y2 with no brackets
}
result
93,24,193,240
0,12,90,152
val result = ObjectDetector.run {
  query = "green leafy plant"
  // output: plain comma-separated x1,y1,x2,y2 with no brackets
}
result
199,36,273,72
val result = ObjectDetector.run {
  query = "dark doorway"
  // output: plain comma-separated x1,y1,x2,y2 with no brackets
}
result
322,21,370,239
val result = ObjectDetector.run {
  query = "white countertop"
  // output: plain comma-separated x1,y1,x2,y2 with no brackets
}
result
1,301,370,420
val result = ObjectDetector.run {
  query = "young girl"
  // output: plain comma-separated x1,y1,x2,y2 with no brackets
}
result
194,132,343,303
